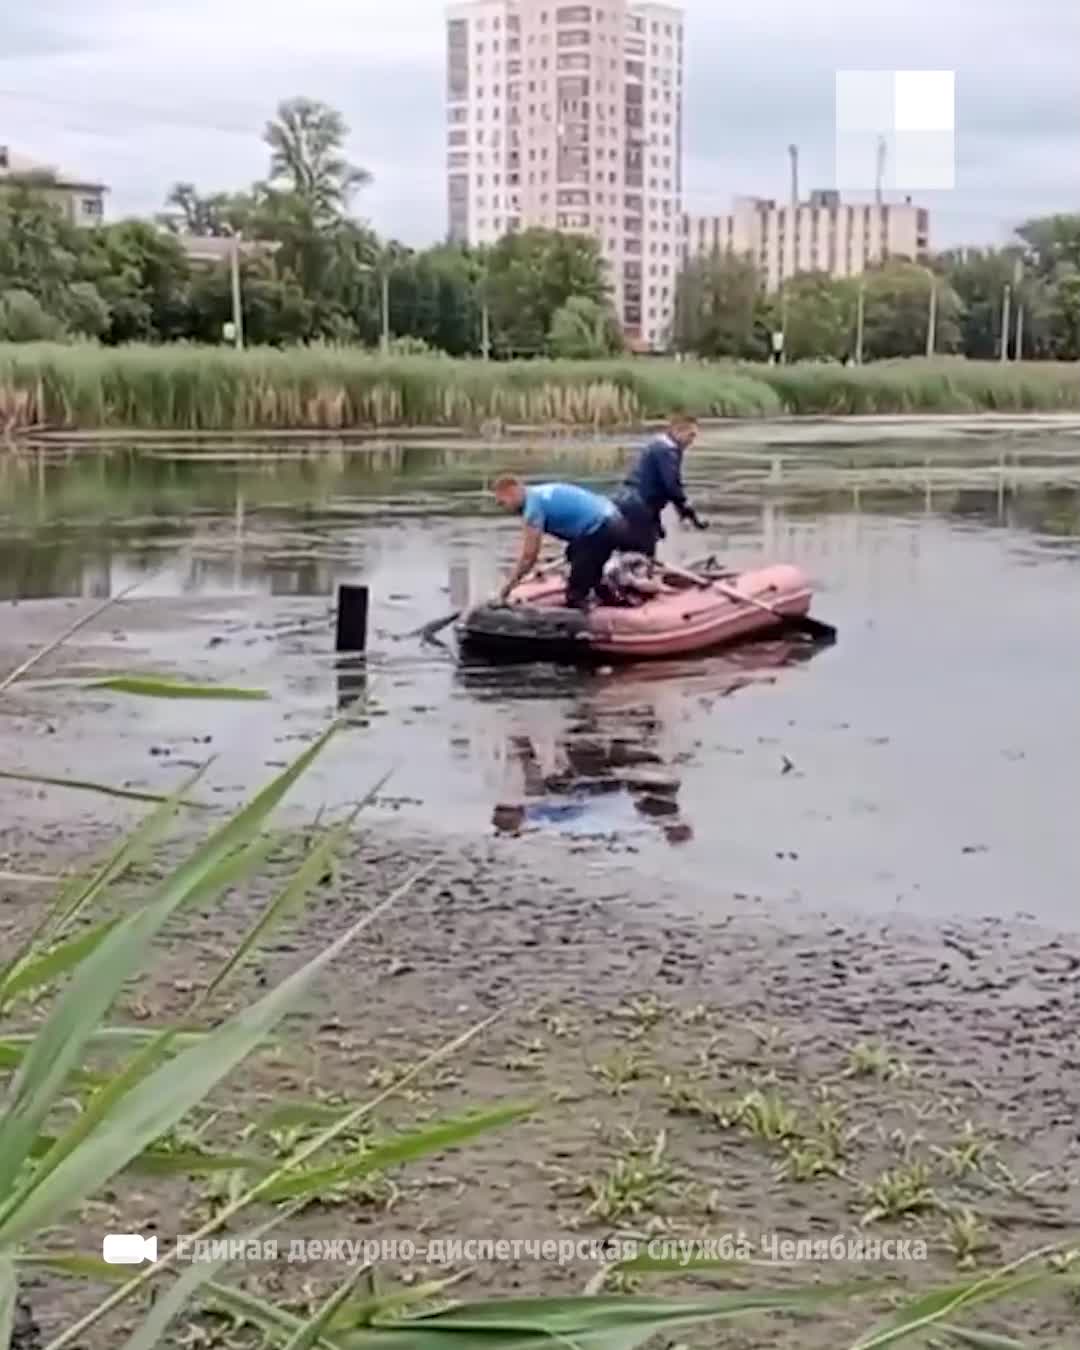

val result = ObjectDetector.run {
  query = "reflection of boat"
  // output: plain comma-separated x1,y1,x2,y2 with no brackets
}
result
457,560,816,664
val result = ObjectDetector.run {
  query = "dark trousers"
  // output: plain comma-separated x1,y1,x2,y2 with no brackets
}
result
612,492,661,558
565,516,629,608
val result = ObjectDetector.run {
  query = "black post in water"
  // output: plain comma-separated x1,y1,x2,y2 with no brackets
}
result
335,584,369,653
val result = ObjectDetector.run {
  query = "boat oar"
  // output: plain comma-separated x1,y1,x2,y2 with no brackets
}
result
661,562,837,643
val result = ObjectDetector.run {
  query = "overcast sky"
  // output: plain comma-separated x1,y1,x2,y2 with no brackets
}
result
3,0,1078,249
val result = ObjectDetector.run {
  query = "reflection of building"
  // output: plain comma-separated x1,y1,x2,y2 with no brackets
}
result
684,191,930,292
0,147,107,226
445,0,685,351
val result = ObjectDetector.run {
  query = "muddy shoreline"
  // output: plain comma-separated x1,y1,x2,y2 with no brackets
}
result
3,814,1079,1346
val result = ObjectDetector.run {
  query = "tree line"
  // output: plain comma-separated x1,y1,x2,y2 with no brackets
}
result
1,96,1077,361
674,225,1080,363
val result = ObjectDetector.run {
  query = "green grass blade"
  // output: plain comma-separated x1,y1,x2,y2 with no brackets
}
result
375,1289,856,1332
281,1265,371,1350
0,918,122,1008
328,1288,861,1349
17,1252,125,1283
179,828,285,928
849,1269,1062,1349
88,676,269,700
0,1253,15,1350
196,814,357,1009
0,727,336,1206
261,1101,539,1202
2,1028,181,1222
119,1214,288,1350
0,767,209,807
0,763,205,1012
203,1283,311,1344
118,1258,236,1350
940,1327,1027,1349
31,764,208,947
26,1133,268,1176
333,1274,469,1332
0,833,408,1243
257,1101,356,1131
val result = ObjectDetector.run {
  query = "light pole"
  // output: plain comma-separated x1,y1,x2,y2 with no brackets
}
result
1012,257,1024,362
855,281,865,365
1000,284,1011,362
358,261,391,354
226,228,244,351
926,276,937,358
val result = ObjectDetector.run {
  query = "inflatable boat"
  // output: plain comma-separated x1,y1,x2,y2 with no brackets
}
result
457,557,824,664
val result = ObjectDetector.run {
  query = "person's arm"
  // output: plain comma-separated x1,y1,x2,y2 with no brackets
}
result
499,523,543,600
659,447,708,530
658,447,692,518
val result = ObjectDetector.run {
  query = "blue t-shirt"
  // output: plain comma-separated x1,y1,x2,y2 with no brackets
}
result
522,483,616,542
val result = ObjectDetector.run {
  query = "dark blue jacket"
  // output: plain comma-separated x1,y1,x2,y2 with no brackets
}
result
616,434,691,529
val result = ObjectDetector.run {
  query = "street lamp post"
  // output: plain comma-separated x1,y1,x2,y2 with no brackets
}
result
226,229,244,351
1000,284,1011,362
358,262,390,354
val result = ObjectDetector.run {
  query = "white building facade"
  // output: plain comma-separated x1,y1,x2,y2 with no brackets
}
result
684,190,930,291
446,0,684,351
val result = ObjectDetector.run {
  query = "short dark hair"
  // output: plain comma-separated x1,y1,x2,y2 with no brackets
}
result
670,410,698,426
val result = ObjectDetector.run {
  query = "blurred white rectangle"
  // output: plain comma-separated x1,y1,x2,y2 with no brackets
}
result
834,69,955,191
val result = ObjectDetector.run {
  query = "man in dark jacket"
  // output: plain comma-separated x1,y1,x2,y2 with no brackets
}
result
614,413,707,557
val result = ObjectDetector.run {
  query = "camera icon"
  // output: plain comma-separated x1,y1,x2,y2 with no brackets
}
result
102,1234,158,1265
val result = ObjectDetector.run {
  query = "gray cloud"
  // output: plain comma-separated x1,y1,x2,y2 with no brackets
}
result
3,0,1077,248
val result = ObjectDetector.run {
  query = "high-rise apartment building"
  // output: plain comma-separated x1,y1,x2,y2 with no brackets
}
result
446,0,684,351
684,190,930,291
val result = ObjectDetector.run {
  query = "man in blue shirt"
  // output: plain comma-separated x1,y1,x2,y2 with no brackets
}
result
492,476,630,609
614,413,707,557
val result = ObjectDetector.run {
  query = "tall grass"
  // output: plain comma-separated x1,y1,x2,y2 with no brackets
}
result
4,343,1077,433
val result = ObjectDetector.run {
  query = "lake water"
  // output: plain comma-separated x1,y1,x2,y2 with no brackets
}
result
2,430,1078,926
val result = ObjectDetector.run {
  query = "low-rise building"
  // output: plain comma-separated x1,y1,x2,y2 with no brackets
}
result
0,146,107,226
684,190,929,290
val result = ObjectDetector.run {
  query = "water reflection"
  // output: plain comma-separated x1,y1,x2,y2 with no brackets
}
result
459,639,824,846
2,442,1078,604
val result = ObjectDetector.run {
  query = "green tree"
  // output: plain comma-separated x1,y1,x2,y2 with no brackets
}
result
861,261,963,359
483,228,609,356
186,258,316,346
1048,267,1080,360
263,97,371,224
85,221,191,343
548,295,623,358
1015,213,1080,278
0,180,85,317
782,271,857,362
672,252,768,359
159,182,244,237
62,281,111,338
937,248,1016,358
0,289,67,341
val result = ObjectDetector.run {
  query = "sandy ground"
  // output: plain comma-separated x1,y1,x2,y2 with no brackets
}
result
1,600,1079,1348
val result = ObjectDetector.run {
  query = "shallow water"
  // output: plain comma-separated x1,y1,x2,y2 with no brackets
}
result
2,434,1079,926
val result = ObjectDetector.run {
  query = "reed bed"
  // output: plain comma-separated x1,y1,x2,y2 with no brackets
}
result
1,343,1078,434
